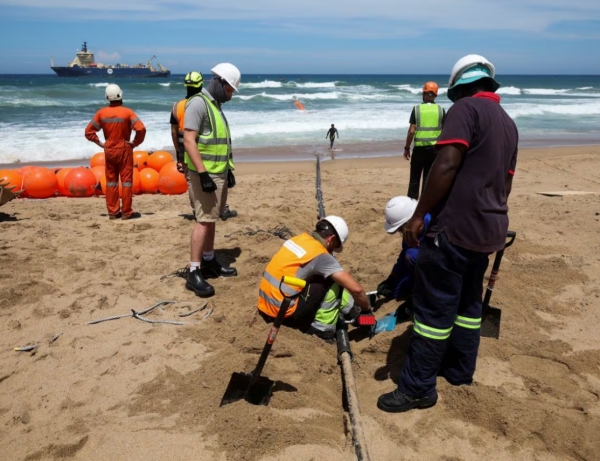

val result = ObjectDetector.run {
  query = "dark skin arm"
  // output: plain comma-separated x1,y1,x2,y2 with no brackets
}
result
170,124,179,153
403,124,416,160
403,143,466,247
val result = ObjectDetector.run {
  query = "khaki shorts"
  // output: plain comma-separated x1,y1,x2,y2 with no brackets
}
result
189,171,228,223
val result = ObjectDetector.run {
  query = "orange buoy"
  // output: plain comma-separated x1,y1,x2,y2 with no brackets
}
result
132,168,141,195
147,151,173,172
140,168,159,194
90,166,105,196
22,167,57,199
133,151,149,170
158,161,188,195
16,165,38,177
90,152,106,168
294,100,305,111
0,169,24,192
64,167,97,197
55,168,73,196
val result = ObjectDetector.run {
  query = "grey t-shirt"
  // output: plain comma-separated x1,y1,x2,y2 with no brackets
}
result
295,253,343,281
184,88,229,178
293,233,344,281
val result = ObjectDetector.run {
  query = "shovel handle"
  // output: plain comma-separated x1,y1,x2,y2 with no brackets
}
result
281,276,306,289
483,230,516,312
250,276,307,384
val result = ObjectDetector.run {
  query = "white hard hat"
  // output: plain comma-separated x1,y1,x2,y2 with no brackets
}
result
321,215,349,253
447,54,499,102
105,83,122,101
211,63,241,92
384,196,418,234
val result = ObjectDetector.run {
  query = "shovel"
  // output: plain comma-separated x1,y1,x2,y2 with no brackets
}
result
481,230,516,339
220,275,307,407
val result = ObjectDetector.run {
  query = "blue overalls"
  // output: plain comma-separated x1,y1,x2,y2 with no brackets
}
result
388,214,431,300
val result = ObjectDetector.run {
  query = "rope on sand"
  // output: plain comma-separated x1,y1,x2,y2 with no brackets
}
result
86,300,187,326
316,155,371,461
160,267,188,282
178,301,208,317
224,224,293,241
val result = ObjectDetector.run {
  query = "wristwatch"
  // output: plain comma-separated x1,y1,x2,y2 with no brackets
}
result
404,146,410,150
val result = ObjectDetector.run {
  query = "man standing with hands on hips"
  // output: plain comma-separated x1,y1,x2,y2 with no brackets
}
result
183,63,241,298
85,83,146,220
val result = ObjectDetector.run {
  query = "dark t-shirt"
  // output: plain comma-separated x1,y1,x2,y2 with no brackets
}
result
427,92,518,253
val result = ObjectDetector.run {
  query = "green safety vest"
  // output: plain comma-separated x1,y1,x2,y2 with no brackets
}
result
184,93,234,174
414,103,443,147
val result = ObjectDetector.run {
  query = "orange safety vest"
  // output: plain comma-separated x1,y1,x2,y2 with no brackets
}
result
258,233,329,318
172,99,186,148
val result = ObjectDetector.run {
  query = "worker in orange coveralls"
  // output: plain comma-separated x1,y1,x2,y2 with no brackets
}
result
85,84,146,220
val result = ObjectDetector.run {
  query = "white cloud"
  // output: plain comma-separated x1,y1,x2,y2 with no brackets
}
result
1,0,599,33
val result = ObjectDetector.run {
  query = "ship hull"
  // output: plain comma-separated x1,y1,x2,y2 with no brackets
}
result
51,66,170,78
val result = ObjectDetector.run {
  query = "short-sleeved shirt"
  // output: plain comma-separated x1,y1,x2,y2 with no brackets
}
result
295,232,343,281
427,92,518,253
183,88,228,178
184,88,218,136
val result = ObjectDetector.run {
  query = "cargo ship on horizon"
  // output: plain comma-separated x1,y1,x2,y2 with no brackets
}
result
51,42,170,78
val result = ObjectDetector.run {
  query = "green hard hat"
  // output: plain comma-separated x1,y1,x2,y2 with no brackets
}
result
184,71,203,88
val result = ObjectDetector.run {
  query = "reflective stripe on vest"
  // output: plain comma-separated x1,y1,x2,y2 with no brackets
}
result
414,103,443,146
257,233,329,318
184,93,233,174
454,315,482,330
413,317,452,340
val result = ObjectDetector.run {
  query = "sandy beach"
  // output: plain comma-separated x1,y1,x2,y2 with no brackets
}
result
1,145,600,461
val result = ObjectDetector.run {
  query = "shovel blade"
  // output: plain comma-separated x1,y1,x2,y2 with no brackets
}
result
481,306,502,339
220,372,275,407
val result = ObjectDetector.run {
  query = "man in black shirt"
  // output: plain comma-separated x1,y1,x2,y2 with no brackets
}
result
378,55,518,413
403,82,446,200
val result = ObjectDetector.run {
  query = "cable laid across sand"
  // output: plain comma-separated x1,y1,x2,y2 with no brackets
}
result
315,153,371,461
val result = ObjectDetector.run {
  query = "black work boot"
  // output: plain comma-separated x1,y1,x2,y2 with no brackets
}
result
201,258,238,279
377,389,437,413
185,269,215,297
220,208,238,221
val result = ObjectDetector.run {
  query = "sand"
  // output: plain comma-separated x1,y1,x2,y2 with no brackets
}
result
1,145,600,461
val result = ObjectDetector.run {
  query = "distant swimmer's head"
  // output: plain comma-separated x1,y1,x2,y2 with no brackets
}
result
422,81,438,102
447,54,500,102
331,124,334,128
105,84,122,103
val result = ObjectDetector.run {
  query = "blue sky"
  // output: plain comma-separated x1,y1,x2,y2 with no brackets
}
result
1,0,599,74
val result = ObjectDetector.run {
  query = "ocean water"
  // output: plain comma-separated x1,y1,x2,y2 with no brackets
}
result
1,74,599,164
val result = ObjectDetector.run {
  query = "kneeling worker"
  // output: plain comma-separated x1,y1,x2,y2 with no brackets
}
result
257,216,371,339
377,196,431,301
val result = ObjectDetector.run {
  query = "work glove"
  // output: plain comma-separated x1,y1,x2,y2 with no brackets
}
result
376,278,394,299
198,171,217,193
227,170,236,189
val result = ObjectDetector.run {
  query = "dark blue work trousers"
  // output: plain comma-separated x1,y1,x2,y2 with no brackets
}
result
398,232,490,398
